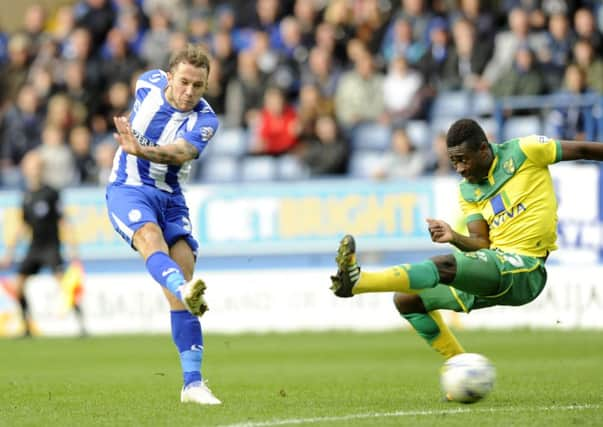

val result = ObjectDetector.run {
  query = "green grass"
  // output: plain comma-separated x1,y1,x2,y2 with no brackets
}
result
1,330,602,426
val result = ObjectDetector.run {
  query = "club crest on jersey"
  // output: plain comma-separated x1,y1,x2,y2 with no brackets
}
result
503,158,515,174
128,209,142,222
200,126,214,141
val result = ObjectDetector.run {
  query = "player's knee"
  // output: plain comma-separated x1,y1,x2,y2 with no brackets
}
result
393,293,426,314
430,254,457,284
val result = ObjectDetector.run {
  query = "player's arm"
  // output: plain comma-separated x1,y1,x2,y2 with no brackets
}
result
426,218,490,251
559,140,603,161
113,116,198,165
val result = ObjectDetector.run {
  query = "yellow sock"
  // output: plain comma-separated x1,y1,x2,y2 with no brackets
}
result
352,261,439,295
353,266,413,294
428,311,465,359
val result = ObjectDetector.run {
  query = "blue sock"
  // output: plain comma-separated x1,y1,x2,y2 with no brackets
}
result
146,251,186,299
171,310,203,387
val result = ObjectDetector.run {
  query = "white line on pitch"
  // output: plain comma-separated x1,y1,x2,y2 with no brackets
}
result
218,403,601,427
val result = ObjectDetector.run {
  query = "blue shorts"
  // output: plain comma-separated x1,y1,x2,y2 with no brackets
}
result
106,184,199,256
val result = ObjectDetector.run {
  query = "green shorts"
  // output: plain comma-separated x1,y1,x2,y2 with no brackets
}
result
419,249,548,313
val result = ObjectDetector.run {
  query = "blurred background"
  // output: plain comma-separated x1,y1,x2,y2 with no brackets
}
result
0,0,602,336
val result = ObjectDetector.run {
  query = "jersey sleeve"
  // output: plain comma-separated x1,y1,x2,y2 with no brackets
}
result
182,113,219,158
458,188,483,224
518,135,562,167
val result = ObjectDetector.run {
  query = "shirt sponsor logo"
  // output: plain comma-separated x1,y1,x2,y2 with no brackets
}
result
200,126,214,141
132,129,157,147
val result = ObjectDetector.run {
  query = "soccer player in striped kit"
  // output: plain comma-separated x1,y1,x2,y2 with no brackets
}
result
106,44,221,405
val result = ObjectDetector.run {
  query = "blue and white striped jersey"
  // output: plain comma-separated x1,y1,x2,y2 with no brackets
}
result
108,69,218,194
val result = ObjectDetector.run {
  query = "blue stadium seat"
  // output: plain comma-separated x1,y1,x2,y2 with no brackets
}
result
404,120,431,149
277,155,309,180
204,127,248,157
348,150,383,178
502,116,542,141
350,122,391,151
472,92,495,116
430,91,471,119
240,156,277,181
198,156,240,183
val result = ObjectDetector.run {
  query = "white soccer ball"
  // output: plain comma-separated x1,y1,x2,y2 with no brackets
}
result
440,353,496,403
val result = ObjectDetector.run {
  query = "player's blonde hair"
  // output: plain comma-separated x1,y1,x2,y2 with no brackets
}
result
168,44,211,73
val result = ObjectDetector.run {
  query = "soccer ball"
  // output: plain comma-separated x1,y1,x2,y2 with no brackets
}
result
440,353,496,403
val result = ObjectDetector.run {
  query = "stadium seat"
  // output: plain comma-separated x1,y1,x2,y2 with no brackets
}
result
348,150,383,178
404,120,431,149
502,116,542,141
472,92,495,116
430,91,471,119
204,127,248,157
198,156,240,183
240,155,277,181
430,116,458,135
277,155,309,180
350,122,391,151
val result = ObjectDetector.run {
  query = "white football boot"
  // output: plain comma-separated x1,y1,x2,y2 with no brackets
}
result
179,278,209,317
180,381,222,405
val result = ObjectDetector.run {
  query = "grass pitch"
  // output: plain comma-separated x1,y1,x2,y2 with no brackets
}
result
1,329,601,427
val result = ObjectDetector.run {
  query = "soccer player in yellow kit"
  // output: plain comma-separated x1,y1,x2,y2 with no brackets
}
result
331,118,603,360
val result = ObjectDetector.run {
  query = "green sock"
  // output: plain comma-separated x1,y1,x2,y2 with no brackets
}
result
403,310,464,359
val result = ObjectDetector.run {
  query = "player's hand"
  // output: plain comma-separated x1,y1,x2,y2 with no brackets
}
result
426,218,454,243
113,116,140,157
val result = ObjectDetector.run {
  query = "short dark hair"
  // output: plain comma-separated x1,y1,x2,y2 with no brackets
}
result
168,44,211,73
446,118,488,151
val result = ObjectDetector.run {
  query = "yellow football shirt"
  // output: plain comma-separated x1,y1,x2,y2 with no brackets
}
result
458,136,563,257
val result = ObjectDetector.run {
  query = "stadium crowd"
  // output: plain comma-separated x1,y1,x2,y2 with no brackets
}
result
0,0,602,188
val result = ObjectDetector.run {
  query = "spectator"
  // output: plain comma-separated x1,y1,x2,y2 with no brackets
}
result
383,56,425,125
439,18,490,91
69,125,98,184
490,45,545,99
250,86,299,156
538,12,576,92
380,17,426,65
297,114,349,176
301,46,341,101
0,34,32,109
74,0,116,57
140,8,173,70
100,28,145,88
572,38,603,93
37,124,76,189
417,17,453,92
296,83,332,143
450,0,495,50
372,127,426,180
546,64,597,141
476,7,546,91
334,46,386,131
0,84,43,175
574,7,602,54
224,50,267,128
293,0,319,49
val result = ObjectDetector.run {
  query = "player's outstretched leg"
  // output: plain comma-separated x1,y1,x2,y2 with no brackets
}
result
179,278,209,317
330,235,441,296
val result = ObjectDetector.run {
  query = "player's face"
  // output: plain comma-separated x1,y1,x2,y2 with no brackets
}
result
448,141,492,183
166,61,209,111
